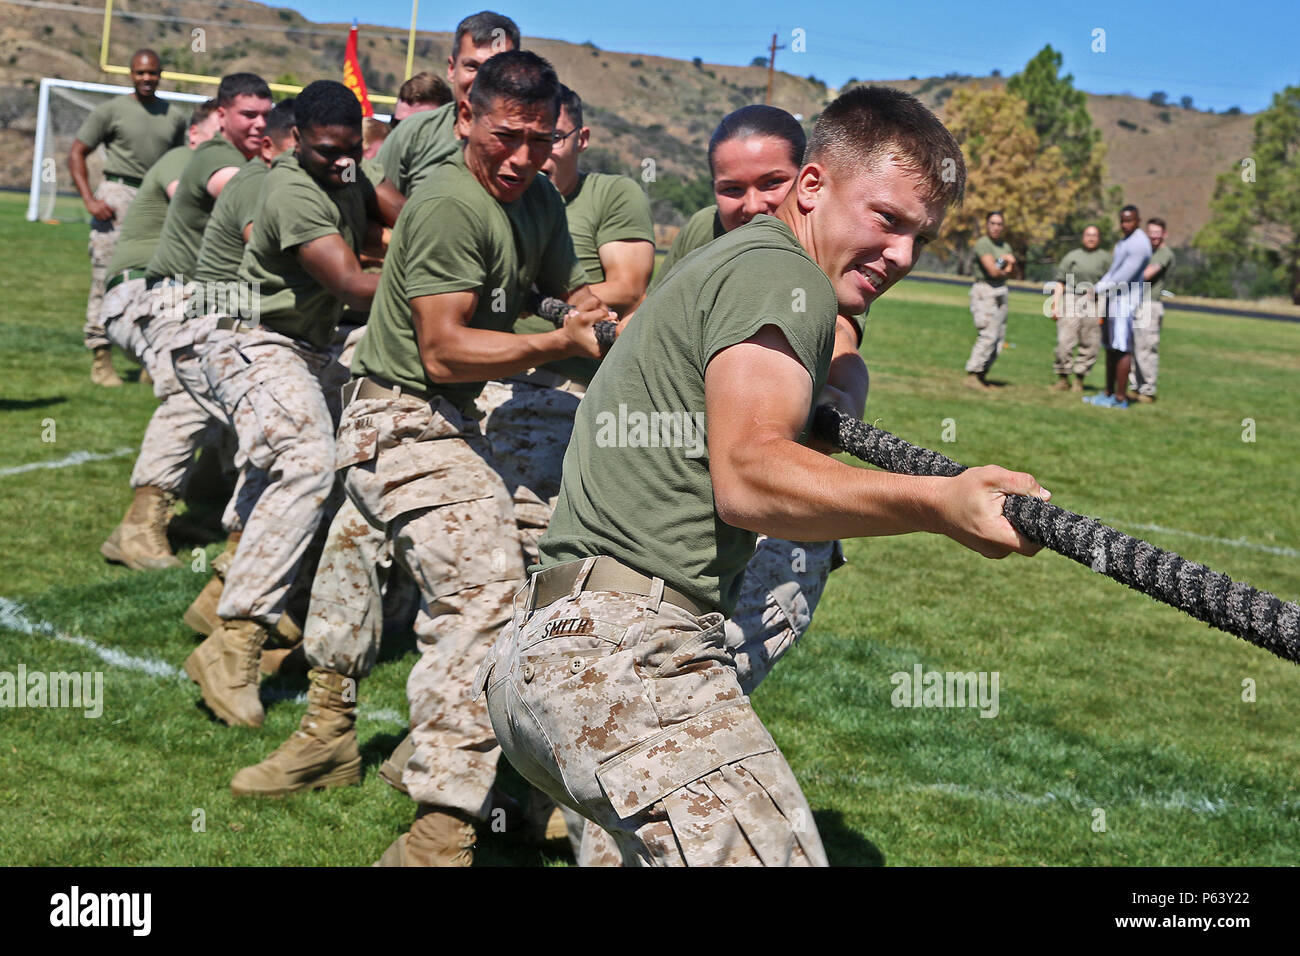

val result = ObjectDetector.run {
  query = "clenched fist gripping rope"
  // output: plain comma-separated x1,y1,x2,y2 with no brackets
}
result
810,405,1300,665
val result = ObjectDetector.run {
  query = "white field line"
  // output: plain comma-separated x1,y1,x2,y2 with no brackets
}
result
0,598,405,725
1106,518,1300,560
819,771,1293,816
0,446,134,478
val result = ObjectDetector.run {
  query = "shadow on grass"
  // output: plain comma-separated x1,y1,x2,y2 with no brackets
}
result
0,396,67,411
816,809,886,866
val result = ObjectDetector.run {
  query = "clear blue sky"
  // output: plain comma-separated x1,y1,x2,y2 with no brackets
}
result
297,0,1297,113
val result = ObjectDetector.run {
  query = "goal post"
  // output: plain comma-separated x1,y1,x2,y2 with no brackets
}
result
26,77,208,222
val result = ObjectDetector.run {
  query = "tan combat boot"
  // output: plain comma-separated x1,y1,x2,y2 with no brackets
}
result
963,371,991,391
91,346,123,387
1050,374,1070,391
184,618,269,727
374,805,477,867
185,533,301,647
100,487,182,570
230,668,362,797
1072,374,1085,393
377,732,415,794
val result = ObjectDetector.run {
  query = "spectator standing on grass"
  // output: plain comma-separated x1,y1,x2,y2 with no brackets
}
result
1129,217,1173,403
964,211,1016,390
1049,224,1110,392
69,49,189,387
1086,205,1151,409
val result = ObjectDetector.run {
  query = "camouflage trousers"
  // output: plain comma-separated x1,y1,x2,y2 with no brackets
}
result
1129,300,1163,396
1053,291,1102,377
330,393,525,819
201,326,344,625
476,375,842,864
480,565,829,867
965,281,1009,375
84,180,137,350
101,277,226,494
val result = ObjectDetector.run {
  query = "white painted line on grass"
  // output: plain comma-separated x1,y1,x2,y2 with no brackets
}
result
0,597,183,680
0,598,406,725
1107,519,1299,559
0,446,134,478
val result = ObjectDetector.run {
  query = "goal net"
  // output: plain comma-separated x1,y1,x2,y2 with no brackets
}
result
26,78,209,223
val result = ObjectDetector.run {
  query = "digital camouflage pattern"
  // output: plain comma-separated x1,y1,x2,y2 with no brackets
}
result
482,575,828,866
85,180,138,349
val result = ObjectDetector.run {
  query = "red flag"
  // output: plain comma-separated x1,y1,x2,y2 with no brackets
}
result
343,21,373,117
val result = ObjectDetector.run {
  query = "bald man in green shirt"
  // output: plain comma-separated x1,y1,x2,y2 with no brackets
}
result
71,49,189,386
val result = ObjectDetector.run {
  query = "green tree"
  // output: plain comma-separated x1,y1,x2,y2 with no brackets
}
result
1196,85,1300,302
936,88,1079,274
1006,45,1111,263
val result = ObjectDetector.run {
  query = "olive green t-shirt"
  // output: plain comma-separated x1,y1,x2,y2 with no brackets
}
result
360,154,385,188
237,153,374,349
375,102,458,196
1148,245,1175,299
1054,247,1111,288
652,203,724,289
513,171,655,385
74,94,188,181
540,214,838,616
104,145,192,276
973,235,1013,286
147,136,247,281
353,149,587,411
194,159,267,285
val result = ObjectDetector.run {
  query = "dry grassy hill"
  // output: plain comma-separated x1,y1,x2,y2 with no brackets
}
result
0,0,1260,239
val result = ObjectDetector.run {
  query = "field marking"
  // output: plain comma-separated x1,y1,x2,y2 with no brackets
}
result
819,770,1292,815
1107,518,1299,559
0,598,405,725
0,446,134,478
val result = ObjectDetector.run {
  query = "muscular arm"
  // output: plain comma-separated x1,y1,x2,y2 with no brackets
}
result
375,179,407,223
824,316,868,415
978,252,1014,279
68,139,112,220
589,239,655,319
206,166,241,200
297,233,380,312
412,288,603,384
1143,260,1165,282
705,324,1048,555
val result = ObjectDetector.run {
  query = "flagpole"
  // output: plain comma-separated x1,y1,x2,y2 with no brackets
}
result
405,0,420,80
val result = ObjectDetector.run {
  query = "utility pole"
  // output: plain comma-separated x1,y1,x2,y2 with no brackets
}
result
764,32,786,105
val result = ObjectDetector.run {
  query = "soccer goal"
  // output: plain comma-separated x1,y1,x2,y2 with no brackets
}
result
25,77,209,223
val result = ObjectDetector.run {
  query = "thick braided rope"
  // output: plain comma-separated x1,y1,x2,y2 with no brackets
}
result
812,405,1300,665
533,296,618,351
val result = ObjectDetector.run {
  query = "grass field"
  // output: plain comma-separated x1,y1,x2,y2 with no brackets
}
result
2,189,1298,866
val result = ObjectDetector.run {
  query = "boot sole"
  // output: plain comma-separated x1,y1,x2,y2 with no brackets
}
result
377,759,409,795
100,539,180,571
184,648,262,728
231,758,363,798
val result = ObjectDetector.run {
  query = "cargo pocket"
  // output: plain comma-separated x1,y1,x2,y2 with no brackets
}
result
594,700,776,820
